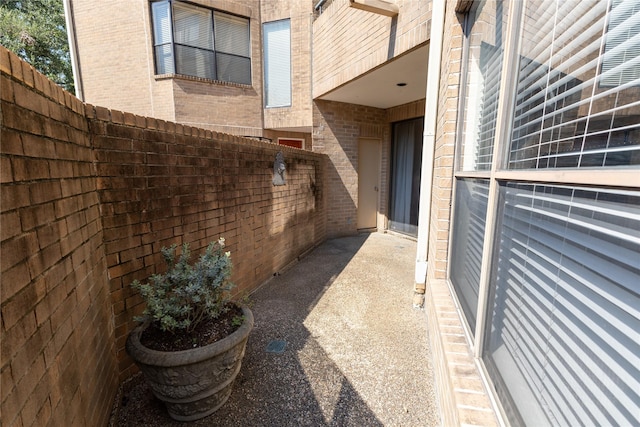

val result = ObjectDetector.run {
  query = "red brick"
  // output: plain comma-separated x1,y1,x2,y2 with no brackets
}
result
1,73,14,103
0,46,11,74
20,62,34,88
14,81,48,116
9,52,23,82
29,181,62,205
1,157,13,187
30,393,52,427
0,262,31,303
1,130,24,156
0,312,36,364
1,232,38,273
11,157,50,181
9,326,51,385
12,355,46,418
28,241,62,283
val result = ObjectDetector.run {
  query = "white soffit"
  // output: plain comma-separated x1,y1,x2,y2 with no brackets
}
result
318,44,429,109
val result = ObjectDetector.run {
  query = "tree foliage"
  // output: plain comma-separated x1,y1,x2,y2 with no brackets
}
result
0,0,74,92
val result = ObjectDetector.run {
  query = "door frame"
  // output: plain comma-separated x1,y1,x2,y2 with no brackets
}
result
357,138,382,231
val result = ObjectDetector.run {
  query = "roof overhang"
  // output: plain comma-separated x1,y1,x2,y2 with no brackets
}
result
316,44,429,110
349,0,399,17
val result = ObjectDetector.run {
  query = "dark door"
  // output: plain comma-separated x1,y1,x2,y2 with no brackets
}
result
389,117,424,236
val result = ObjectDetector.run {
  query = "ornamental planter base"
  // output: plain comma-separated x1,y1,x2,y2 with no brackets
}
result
126,305,254,422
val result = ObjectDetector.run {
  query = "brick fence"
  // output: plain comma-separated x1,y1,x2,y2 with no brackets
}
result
1,47,327,426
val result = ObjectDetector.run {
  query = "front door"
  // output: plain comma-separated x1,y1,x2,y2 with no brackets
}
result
357,138,380,230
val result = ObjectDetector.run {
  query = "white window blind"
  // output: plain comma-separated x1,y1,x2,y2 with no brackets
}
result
509,0,640,169
600,0,640,87
214,12,250,57
485,183,640,426
214,12,251,85
151,1,174,74
450,179,489,332
263,19,291,108
173,2,214,79
458,0,507,172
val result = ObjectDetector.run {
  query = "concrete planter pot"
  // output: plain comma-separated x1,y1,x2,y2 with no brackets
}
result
125,305,254,422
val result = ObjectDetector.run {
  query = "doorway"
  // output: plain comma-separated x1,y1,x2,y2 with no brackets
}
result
357,138,381,230
389,117,424,237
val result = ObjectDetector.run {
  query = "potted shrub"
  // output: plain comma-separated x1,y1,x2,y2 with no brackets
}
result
125,238,253,422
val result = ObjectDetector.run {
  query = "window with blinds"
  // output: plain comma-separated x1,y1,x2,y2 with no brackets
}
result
263,19,291,108
600,0,640,87
509,0,640,169
451,0,507,335
458,0,507,172
453,1,640,425
484,183,640,426
150,1,251,85
214,12,251,85
450,179,489,333
151,2,174,74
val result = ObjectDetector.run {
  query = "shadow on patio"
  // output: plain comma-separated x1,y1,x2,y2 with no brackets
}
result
111,232,438,426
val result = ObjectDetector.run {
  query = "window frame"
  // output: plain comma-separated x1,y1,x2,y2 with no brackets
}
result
448,0,640,424
149,0,252,86
263,18,292,108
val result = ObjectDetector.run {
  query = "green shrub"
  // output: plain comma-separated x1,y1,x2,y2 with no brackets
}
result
131,238,234,334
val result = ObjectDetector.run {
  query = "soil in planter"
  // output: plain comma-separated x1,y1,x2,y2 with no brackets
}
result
140,304,244,352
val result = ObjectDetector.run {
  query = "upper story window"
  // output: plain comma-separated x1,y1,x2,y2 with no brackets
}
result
151,1,251,85
263,19,291,108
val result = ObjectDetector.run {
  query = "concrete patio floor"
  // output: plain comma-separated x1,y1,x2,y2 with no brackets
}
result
111,232,439,426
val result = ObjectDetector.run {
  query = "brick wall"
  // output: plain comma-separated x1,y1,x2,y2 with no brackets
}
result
312,100,388,237
312,0,431,98
1,47,327,425
90,108,327,378
1,49,118,426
